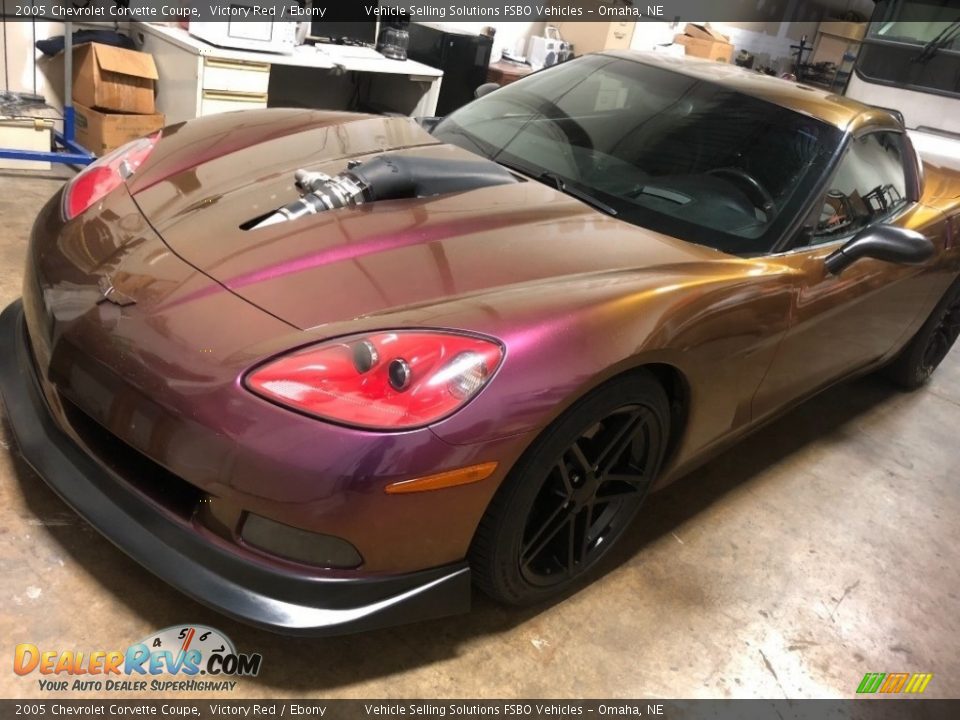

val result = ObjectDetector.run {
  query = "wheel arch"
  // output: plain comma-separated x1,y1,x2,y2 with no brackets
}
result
466,357,691,602
639,362,691,472
497,356,693,491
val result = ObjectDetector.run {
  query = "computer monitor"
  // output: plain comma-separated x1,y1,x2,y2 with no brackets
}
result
306,0,380,46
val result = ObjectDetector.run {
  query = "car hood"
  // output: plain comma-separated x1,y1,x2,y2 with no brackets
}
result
131,110,719,330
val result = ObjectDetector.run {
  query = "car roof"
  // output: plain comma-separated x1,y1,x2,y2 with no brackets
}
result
601,50,901,134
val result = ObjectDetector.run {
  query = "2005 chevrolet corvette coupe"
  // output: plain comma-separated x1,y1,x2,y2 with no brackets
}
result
2,52,959,635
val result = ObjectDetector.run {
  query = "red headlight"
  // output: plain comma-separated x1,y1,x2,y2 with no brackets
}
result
245,331,504,430
63,132,161,219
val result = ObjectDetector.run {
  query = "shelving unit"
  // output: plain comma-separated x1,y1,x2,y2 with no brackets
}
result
803,20,866,93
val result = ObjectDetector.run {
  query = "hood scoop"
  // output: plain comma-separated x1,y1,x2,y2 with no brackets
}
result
246,153,519,230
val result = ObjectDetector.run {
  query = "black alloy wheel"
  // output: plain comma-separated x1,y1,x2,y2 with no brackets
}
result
920,296,960,379
519,404,660,586
885,277,960,390
471,371,670,605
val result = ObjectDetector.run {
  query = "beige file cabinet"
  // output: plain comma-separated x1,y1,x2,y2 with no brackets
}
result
555,21,635,55
199,58,270,116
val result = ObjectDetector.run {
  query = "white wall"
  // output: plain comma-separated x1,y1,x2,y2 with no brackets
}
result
629,22,680,52
0,21,65,99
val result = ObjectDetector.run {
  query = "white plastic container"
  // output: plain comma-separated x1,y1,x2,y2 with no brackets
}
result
0,117,54,171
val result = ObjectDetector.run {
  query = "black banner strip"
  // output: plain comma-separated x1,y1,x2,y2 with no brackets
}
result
0,1,886,25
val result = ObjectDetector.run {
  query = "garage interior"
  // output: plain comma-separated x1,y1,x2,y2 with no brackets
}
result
2,0,959,702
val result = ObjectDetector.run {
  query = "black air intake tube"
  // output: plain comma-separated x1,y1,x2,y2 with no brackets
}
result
251,154,518,228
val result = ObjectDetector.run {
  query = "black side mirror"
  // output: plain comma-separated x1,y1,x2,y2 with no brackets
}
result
475,82,501,99
824,224,934,275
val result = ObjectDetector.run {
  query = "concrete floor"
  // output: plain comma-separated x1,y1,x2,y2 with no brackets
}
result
1,169,958,700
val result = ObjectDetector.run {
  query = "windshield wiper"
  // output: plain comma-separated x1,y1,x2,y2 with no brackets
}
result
438,133,617,216
495,158,618,216
539,172,619,216
912,19,960,63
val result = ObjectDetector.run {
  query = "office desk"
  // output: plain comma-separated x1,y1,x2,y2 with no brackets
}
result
487,60,534,86
134,23,444,123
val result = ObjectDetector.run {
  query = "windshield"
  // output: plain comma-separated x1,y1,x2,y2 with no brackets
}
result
433,55,841,256
856,0,960,97
867,1,960,45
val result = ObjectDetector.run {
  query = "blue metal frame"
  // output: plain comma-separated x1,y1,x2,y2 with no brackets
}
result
0,108,95,166
0,22,96,167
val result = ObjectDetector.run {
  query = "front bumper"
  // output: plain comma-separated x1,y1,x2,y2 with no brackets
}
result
0,299,471,635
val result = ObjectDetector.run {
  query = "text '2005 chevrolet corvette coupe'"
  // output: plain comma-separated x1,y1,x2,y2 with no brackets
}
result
2,52,959,635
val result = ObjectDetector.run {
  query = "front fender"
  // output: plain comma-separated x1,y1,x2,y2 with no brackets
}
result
426,260,799,477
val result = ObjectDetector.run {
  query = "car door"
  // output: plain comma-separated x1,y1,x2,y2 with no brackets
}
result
751,129,936,420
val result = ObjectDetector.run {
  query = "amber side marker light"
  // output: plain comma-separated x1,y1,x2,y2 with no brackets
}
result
385,462,499,494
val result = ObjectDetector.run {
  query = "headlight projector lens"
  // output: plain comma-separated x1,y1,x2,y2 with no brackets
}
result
388,358,412,391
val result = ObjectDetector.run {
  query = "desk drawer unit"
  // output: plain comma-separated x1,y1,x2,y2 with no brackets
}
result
199,57,270,116
202,58,271,94
200,90,269,116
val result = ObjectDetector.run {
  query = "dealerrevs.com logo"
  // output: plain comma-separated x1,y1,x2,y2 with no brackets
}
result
13,625,262,692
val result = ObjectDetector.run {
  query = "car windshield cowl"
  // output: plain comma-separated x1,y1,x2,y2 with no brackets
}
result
494,157,620,217
432,54,843,256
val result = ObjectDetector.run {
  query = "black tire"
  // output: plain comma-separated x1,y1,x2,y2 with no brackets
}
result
884,277,960,390
470,370,670,605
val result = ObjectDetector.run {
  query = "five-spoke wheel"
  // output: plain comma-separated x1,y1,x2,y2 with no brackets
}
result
520,405,660,586
471,371,670,605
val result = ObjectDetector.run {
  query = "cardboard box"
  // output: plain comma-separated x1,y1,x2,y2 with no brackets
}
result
682,23,729,41
72,43,159,114
74,103,164,157
819,21,867,42
674,23,734,63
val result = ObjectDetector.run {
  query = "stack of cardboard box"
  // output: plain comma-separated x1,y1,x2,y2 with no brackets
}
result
71,44,165,156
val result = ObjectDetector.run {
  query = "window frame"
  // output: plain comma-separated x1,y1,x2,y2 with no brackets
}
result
853,0,960,100
854,38,960,102
775,127,922,255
